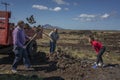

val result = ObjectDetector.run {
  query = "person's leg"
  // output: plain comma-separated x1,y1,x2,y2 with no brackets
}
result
50,41,52,53
99,47,106,64
22,49,31,68
53,42,56,53
97,46,106,65
12,47,22,70
50,41,54,54
96,54,100,65
99,56,103,64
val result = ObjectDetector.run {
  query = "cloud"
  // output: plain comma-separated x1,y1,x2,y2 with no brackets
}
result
32,5,48,10
53,0,69,5
74,13,111,22
101,13,110,19
78,14,96,22
49,7,62,12
79,14,96,18
32,5,62,12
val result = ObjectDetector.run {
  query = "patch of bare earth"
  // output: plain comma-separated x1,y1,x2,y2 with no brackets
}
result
0,52,120,80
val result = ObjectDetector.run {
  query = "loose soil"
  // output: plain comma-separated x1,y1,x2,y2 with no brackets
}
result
0,52,120,80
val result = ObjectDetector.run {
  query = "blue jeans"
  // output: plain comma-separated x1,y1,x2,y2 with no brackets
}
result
12,46,31,70
50,41,56,54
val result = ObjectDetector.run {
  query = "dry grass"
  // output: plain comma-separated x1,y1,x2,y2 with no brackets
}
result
36,29,120,64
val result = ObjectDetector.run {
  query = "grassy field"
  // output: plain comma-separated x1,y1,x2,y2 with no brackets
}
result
37,29,120,64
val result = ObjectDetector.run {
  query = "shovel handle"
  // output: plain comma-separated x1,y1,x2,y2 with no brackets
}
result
25,33,38,47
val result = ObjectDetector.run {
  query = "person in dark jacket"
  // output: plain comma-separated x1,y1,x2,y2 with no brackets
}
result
49,28,59,55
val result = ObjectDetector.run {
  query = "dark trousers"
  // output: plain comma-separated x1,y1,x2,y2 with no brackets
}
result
12,46,31,70
50,41,56,54
96,46,106,64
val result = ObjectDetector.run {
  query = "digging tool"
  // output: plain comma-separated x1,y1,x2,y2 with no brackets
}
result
24,27,42,47
43,32,53,42
25,29,53,48
25,32,38,48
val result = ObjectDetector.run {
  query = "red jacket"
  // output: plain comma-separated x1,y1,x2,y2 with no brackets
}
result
91,40,103,54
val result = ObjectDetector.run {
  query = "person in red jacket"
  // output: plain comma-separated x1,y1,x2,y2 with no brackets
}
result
89,36,106,67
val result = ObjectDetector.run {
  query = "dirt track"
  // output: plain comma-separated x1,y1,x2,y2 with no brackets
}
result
0,52,120,80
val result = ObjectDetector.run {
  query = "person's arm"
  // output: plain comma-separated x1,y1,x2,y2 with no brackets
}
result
43,31,53,41
13,30,24,48
23,29,30,40
48,31,53,37
48,31,54,41
95,42,102,53
25,34,31,41
92,42,99,53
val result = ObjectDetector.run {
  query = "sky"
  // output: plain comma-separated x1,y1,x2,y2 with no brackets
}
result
0,0,120,30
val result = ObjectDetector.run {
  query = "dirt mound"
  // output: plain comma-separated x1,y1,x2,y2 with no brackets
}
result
48,52,120,80
49,52,92,69
0,52,120,80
